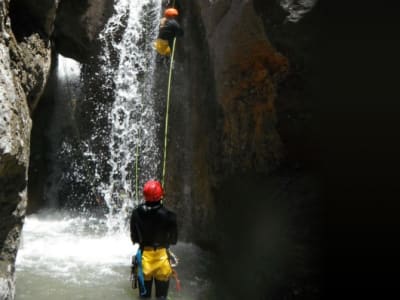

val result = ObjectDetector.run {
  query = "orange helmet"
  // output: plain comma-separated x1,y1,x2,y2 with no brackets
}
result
143,180,164,202
164,8,179,18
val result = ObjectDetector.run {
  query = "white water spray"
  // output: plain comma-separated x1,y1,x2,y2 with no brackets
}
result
43,55,82,208
98,0,162,232
15,2,212,298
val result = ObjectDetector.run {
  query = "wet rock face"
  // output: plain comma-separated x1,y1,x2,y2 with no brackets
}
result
169,0,321,297
53,0,114,62
171,0,320,238
1,1,114,296
1,0,53,299
171,0,293,244
193,0,289,175
8,1,54,112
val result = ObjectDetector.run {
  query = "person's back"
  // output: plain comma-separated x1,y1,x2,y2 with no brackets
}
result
153,8,183,56
130,180,177,299
158,18,183,47
131,201,177,249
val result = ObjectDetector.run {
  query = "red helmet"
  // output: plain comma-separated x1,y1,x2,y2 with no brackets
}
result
164,8,179,18
143,180,164,202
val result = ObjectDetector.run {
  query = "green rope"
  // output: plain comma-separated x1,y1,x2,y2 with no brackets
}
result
134,119,141,202
161,37,177,187
135,1,178,194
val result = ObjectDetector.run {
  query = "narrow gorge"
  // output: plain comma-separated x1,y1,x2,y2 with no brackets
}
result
1,0,321,299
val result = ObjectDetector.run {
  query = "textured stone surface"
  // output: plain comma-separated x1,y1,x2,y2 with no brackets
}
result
53,0,114,62
0,1,52,299
166,0,321,297
167,0,293,244
190,0,289,176
0,0,321,298
9,35,52,112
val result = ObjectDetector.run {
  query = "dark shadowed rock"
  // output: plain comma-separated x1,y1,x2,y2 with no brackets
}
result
53,0,114,62
8,0,57,40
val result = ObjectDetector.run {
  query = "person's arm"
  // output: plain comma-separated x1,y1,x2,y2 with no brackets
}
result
130,211,139,244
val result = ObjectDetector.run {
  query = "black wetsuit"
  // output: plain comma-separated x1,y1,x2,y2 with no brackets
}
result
130,202,177,249
158,18,184,48
130,202,177,299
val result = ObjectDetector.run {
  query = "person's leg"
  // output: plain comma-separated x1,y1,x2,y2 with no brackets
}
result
153,248,172,299
154,279,170,299
139,278,153,298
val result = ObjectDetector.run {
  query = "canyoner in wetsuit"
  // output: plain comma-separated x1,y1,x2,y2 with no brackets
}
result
153,8,184,56
130,180,178,299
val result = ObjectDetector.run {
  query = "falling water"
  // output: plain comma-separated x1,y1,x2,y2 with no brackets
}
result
98,0,162,232
15,1,212,299
43,54,82,208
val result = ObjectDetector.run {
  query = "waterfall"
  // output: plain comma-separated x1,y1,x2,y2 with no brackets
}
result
15,2,212,298
45,0,162,229
97,0,162,232
43,54,82,208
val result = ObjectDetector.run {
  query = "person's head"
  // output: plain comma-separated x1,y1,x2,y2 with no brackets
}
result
164,8,179,18
143,180,164,203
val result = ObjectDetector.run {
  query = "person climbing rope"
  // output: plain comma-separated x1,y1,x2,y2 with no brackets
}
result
130,180,178,299
153,7,184,57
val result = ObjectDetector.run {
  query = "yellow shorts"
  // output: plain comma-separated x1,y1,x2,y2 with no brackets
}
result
153,39,171,56
142,248,172,281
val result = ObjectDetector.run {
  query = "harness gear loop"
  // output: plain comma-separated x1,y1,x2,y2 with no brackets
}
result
130,255,138,289
168,250,179,268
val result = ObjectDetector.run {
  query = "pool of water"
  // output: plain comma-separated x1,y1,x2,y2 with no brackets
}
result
15,210,212,300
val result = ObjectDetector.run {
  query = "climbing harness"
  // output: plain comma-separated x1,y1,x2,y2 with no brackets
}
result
169,250,179,268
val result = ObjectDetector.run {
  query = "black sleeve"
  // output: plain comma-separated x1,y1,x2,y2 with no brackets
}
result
130,210,139,244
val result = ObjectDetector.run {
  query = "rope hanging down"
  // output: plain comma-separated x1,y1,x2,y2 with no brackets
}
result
134,1,178,195
161,37,177,187
134,109,142,202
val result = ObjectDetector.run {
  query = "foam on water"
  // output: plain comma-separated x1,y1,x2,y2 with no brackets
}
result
16,211,135,282
15,211,212,299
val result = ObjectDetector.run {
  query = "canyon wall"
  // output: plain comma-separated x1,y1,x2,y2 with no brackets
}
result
0,1,113,299
1,0,321,298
